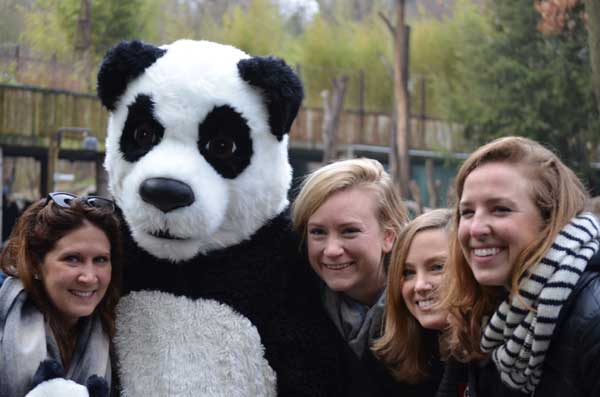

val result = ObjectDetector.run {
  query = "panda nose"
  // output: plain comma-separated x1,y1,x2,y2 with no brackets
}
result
139,178,195,213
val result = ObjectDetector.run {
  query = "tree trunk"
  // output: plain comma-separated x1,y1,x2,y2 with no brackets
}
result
425,158,439,208
321,75,349,163
390,0,411,198
585,0,600,114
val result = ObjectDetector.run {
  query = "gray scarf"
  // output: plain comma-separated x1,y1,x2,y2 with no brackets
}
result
0,277,111,397
481,214,600,394
322,286,385,358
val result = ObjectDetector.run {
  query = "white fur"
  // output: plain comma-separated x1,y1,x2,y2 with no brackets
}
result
114,291,277,397
25,378,89,397
104,39,292,262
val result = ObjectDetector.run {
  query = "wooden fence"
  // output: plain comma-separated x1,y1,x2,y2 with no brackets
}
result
0,83,465,153
0,84,107,148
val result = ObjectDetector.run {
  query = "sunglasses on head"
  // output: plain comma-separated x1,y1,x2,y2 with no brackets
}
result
45,192,115,212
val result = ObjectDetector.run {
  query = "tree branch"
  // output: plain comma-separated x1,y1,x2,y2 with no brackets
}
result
379,11,396,36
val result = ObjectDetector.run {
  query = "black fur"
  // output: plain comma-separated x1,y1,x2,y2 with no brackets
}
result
120,94,165,162
198,105,253,179
31,359,65,388
120,209,356,396
97,40,166,111
237,57,303,141
86,375,109,397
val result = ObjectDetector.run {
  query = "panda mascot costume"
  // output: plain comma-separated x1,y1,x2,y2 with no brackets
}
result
91,39,362,396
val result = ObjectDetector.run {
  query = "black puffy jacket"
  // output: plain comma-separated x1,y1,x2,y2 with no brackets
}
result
437,251,600,397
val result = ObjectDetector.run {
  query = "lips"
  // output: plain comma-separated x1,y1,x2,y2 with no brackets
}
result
473,247,501,257
323,262,352,270
70,290,95,298
416,298,435,309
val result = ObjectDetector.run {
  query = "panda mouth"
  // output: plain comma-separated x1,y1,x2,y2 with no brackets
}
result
150,229,189,241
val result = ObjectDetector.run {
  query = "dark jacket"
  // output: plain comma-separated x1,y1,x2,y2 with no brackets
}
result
362,329,444,397
437,251,600,397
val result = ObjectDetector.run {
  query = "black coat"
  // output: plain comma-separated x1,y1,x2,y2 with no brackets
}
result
358,329,444,397
437,251,600,397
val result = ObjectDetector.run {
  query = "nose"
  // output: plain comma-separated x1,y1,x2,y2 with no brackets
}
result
78,266,97,284
323,237,344,257
470,212,491,239
414,272,432,292
139,177,195,213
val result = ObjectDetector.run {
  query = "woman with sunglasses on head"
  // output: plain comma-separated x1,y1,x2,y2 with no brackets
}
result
437,136,600,397
0,192,122,396
371,208,452,396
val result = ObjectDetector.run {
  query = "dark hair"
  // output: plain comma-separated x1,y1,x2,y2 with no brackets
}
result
0,197,122,365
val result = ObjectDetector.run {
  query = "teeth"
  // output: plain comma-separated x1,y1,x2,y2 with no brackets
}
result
71,290,94,297
417,299,435,309
473,248,500,257
324,263,351,270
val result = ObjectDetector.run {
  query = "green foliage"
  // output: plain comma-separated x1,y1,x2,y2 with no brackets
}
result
21,0,152,59
220,0,285,56
410,0,490,118
0,0,28,44
298,11,392,111
443,0,600,192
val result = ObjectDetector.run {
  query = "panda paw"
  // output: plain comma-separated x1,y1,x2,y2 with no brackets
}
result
26,359,109,397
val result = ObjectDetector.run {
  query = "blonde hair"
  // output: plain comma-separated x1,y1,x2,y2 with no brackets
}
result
291,158,407,244
441,136,588,362
372,208,452,383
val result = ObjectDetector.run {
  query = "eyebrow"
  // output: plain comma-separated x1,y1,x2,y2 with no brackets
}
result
460,197,517,207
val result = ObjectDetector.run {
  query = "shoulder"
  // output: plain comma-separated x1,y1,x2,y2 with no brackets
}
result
553,256,600,348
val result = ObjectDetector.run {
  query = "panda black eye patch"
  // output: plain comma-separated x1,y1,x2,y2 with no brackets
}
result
198,105,253,179
120,94,165,162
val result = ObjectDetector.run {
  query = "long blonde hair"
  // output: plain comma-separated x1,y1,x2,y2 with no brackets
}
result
372,208,452,383
441,136,588,362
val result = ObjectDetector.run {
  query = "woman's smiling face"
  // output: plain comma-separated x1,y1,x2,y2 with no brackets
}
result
40,221,112,327
458,162,543,287
401,228,448,330
306,187,394,306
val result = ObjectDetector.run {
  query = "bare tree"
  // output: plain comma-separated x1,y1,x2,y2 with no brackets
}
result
75,0,92,90
585,0,600,114
321,75,349,163
380,0,411,199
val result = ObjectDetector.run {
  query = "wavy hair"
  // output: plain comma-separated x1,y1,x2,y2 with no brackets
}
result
1,197,123,367
372,208,452,383
440,136,588,362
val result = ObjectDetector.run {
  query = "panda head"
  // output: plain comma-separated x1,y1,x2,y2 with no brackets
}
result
97,40,303,262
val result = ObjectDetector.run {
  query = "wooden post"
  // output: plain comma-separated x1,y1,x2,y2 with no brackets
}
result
95,159,109,197
585,0,600,115
0,147,3,238
425,158,439,208
321,75,349,163
358,69,365,143
47,133,61,195
380,1,411,199
14,45,20,78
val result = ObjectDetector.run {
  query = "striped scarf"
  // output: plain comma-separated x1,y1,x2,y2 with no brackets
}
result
480,213,600,394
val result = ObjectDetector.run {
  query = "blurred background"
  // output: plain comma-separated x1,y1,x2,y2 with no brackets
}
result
0,0,599,236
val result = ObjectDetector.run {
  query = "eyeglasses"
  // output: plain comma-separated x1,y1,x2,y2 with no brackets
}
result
46,192,115,212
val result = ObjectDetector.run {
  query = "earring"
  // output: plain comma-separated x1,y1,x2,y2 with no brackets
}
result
33,273,40,280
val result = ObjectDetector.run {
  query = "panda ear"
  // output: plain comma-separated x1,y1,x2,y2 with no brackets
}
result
237,56,304,140
97,40,166,111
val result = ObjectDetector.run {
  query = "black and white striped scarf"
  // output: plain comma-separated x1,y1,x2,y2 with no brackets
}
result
480,213,600,394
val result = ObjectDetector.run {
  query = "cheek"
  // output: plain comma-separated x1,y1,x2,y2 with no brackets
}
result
457,221,469,243
306,242,321,269
430,274,444,290
401,281,413,302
